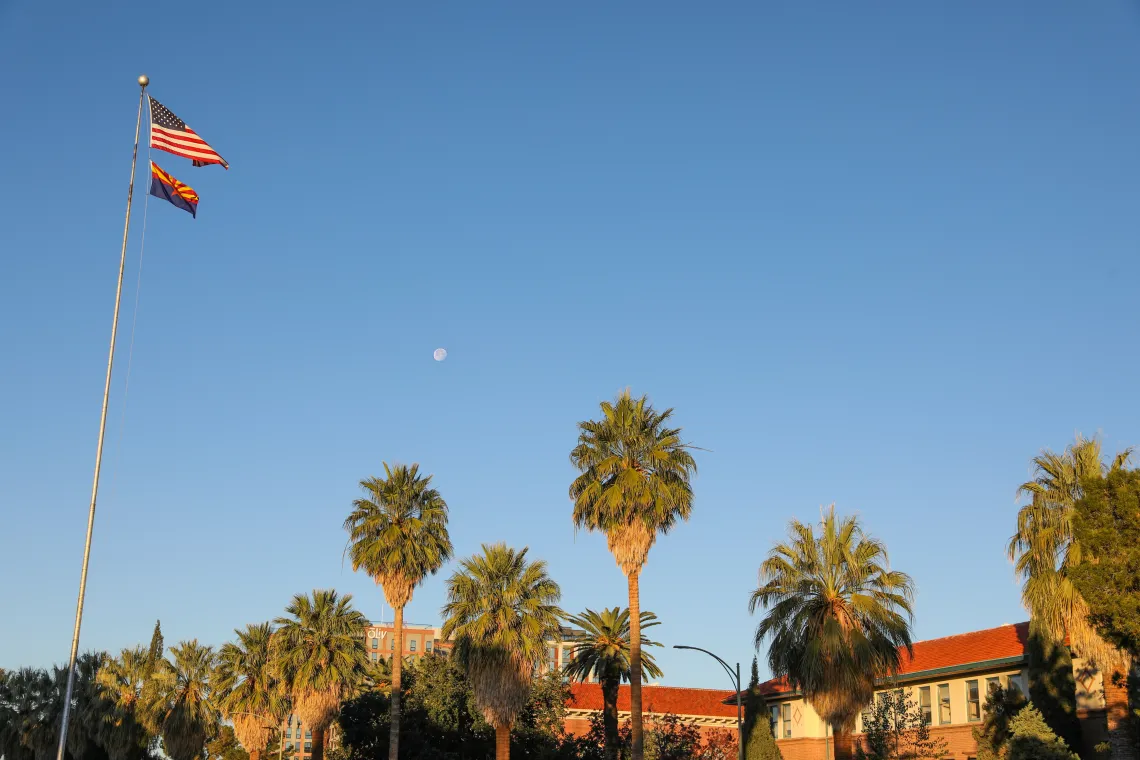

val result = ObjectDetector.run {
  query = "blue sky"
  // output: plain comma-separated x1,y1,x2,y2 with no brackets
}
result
2,1,1139,689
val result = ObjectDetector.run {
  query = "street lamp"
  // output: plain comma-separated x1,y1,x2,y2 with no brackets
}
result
674,645,744,760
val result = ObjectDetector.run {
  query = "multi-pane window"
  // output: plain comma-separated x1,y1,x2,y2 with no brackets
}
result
285,728,292,739
285,744,294,752
986,677,1001,696
770,706,780,737
371,637,378,649
781,703,792,738
304,744,312,752
370,652,378,661
426,640,433,652
938,684,951,724
305,730,311,739
918,686,932,723
966,680,981,722
410,639,417,652
390,638,395,650
1006,675,1023,695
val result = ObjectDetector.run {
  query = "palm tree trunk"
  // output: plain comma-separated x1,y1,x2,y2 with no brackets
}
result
602,677,620,760
278,728,285,760
628,570,644,760
389,605,404,760
310,726,324,760
250,750,261,760
495,724,510,760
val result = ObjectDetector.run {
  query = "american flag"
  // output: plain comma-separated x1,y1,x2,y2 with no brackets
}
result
149,97,229,169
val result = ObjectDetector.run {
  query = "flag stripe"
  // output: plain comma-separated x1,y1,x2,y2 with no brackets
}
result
151,138,222,161
152,125,210,147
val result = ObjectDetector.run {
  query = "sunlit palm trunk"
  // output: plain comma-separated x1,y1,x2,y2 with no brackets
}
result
601,677,620,760
389,606,404,760
250,750,261,760
278,729,285,760
495,725,510,760
310,726,324,760
627,571,643,760
833,725,852,760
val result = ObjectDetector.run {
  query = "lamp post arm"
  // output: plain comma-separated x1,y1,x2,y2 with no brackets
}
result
673,645,740,689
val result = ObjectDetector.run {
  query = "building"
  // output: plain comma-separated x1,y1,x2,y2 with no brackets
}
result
559,622,1134,760
755,621,1131,760
363,621,451,661
565,683,739,739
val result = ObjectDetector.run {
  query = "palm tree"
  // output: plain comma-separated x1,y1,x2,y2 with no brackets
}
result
272,590,369,760
150,641,219,760
563,608,663,760
215,623,288,760
569,390,697,760
441,543,563,760
96,646,155,760
343,462,453,760
749,506,914,758
0,667,38,760
1008,434,1132,667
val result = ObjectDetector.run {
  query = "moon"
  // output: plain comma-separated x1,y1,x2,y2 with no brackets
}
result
433,348,447,362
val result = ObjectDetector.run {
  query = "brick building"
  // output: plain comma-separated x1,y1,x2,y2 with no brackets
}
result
559,622,1134,760
564,683,740,739
755,621,1132,760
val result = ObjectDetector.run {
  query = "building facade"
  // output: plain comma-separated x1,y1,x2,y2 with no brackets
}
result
564,683,739,740
756,622,1125,760
558,622,1133,760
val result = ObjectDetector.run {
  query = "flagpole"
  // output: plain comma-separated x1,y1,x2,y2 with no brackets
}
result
55,74,149,760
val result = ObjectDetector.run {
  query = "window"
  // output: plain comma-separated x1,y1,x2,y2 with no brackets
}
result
390,638,395,650
918,686,932,723
426,640,433,652
1006,675,1022,695
938,684,951,724
370,652,378,661
986,677,1000,696
781,703,792,738
410,639,417,652
966,680,981,722
548,646,557,664
371,637,378,649
285,728,292,739
304,744,312,752
285,744,294,752
770,705,780,737
305,730,311,739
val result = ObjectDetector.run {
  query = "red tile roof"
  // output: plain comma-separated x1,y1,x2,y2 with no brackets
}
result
759,621,1031,696
568,682,738,718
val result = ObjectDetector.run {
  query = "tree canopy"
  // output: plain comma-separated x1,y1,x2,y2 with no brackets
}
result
1070,467,1140,656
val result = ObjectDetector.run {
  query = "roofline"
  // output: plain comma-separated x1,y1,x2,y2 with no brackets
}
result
756,655,1028,700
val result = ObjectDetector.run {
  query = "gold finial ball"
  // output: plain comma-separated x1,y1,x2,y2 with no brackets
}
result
138,75,150,87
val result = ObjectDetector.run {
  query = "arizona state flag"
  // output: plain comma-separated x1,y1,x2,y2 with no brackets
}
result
149,161,199,217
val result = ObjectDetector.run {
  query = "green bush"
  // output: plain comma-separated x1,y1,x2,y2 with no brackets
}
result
1007,705,1078,760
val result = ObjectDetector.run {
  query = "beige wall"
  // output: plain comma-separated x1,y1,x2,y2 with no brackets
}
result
765,667,1030,740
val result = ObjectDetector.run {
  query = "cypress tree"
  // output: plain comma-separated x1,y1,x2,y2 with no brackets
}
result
145,620,164,678
743,657,782,760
